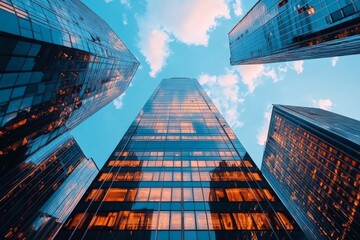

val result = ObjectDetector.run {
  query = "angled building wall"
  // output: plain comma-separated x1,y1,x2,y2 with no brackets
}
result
0,135,99,239
262,105,360,239
57,78,305,240
0,0,139,175
229,0,360,64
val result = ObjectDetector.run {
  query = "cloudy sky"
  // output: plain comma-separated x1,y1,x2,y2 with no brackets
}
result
72,0,360,168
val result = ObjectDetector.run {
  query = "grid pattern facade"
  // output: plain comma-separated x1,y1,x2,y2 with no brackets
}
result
229,0,360,64
261,105,360,240
0,0,139,174
0,136,99,239
57,78,304,240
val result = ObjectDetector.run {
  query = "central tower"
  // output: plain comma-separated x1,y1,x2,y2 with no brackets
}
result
57,78,304,239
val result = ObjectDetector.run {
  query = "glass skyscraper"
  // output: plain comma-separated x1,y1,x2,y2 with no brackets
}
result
57,78,304,240
0,0,139,175
261,105,360,239
0,135,99,240
229,0,360,64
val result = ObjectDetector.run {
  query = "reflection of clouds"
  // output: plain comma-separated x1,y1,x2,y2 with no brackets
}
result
199,71,244,129
38,158,98,222
257,105,272,146
113,93,126,109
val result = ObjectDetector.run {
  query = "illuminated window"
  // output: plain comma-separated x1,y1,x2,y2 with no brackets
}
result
184,212,196,230
158,211,170,229
183,188,193,201
172,188,182,201
86,189,103,201
161,188,171,201
90,212,117,228
252,213,271,230
220,213,234,230
127,212,143,230
215,189,226,201
233,213,256,230
170,211,182,230
68,213,87,229
183,172,191,181
104,188,127,202
135,188,150,201
277,212,294,230
125,189,137,201
149,188,161,201
174,172,182,181
263,189,276,201
209,213,222,230
278,0,288,8
145,212,158,230
196,211,208,230
193,188,204,201
225,189,243,202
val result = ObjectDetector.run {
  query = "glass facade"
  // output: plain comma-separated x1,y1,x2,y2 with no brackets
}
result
57,78,304,240
261,105,360,239
0,135,99,239
229,0,360,64
0,0,139,175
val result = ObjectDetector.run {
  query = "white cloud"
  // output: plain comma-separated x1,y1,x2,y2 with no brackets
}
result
122,14,128,25
137,0,230,77
138,28,172,77
113,93,126,109
289,60,304,74
312,98,333,111
257,106,272,145
331,57,339,67
104,0,113,3
232,0,243,16
199,70,244,129
120,0,131,8
236,64,280,93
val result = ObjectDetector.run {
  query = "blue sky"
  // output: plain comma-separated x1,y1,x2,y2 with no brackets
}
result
72,0,360,168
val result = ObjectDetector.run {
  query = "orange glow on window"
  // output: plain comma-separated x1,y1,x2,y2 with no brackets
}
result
161,188,172,201
170,212,182,229
104,189,127,202
135,188,150,201
184,212,196,230
233,213,256,230
158,211,170,229
209,213,222,230
172,188,182,201
125,189,137,201
252,213,271,230
252,172,262,181
277,212,294,230
263,189,276,201
86,189,101,201
149,188,161,201
196,211,208,229
220,213,234,230
68,213,87,229
126,212,144,230
183,188,193,201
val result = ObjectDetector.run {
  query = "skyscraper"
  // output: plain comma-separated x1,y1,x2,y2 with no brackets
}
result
261,105,360,239
0,135,99,240
0,0,139,174
229,0,360,64
57,78,304,240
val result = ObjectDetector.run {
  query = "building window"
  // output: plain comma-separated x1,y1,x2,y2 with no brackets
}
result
278,0,288,8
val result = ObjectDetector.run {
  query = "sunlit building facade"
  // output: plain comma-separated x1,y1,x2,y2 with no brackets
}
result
0,0,139,175
0,135,99,239
57,78,304,240
229,0,360,64
261,105,360,239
